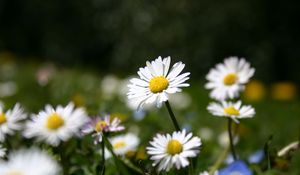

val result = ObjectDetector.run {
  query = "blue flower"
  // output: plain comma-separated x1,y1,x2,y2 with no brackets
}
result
248,150,264,164
219,160,253,175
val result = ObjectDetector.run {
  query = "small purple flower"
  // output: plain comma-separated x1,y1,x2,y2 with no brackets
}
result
219,160,253,175
82,114,125,144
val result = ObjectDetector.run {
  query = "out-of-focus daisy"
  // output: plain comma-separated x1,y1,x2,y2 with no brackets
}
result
219,160,253,175
110,133,140,156
127,56,190,109
82,114,125,144
168,92,192,110
105,133,140,159
218,131,239,148
0,81,18,98
147,130,201,171
198,127,214,141
36,63,56,86
0,148,61,175
0,144,6,158
205,57,255,101
24,103,88,146
271,82,297,101
100,74,121,100
207,101,255,123
0,103,26,142
243,80,266,102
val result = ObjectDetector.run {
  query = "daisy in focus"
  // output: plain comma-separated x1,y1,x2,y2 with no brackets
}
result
81,114,125,144
0,103,26,142
207,100,255,123
0,144,6,158
0,148,61,175
205,57,255,101
127,56,190,109
147,130,201,171
106,133,140,158
24,103,88,146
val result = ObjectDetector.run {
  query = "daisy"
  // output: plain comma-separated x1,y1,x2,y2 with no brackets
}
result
147,130,201,171
205,57,255,101
0,148,61,175
23,103,88,146
0,144,6,158
127,56,190,109
107,133,140,157
81,114,125,144
207,100,255,123
0,103,27,142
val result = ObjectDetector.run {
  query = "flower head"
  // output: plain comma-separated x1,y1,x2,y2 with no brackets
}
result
105,133,140,159
147,130,201,171
0,148,61,175
127,56,190,109
24,103,88,146
205,57,255,101
0,103,26,142
207,101,255,123
82,114,125,144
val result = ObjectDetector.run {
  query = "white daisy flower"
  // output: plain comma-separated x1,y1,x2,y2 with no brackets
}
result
205,57,255,100
147,130,201,172
0,103,26,142
0,148,61,175
81,114,125,144
109,133,140,156
207,100,255,123
24,103,88,146
0,144,6,158
127,56,190,109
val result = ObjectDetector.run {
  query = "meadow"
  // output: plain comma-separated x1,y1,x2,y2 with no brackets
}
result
0,54,299,175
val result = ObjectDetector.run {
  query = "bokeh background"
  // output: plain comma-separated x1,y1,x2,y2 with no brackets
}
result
1,0,300,82
0,0,300,174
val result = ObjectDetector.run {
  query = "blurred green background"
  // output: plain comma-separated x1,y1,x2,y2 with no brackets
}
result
0,0,300,82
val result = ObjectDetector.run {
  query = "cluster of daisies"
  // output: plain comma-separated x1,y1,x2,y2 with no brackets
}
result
0,102,137,174
128,56,256,174
0,56,256,174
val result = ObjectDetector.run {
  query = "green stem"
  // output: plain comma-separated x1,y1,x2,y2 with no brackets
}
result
228,118,237,161
100,139,105,175
102,134,131,175
209,145,230,175
165,101,180,131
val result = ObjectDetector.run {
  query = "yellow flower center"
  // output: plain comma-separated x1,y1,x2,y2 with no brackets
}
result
0,113,7,125
149,76,169,93
113,141,127,149
46,113,65,130
224,106,240,116
166,139,183,155
223,73,238,86
95,121,108,132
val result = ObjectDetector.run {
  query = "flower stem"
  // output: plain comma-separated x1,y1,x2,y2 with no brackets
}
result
209,145,230,175
102,134,131,175
228,118,237,161
100,139,106,175
165,101,180,131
